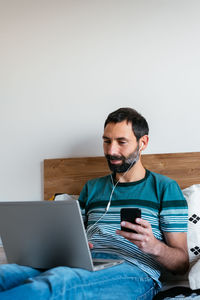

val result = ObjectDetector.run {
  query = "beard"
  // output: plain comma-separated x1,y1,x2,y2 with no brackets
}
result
105,145,140,173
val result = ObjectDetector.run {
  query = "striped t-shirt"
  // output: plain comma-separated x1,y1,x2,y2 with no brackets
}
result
78,170,188,287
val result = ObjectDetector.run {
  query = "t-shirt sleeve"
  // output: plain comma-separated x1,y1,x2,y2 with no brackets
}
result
160,181,188,232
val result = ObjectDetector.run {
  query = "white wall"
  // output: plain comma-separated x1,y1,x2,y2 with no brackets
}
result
0,0,200,201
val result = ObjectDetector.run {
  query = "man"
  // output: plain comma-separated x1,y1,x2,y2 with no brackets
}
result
0,107,188,299
78,107,189,297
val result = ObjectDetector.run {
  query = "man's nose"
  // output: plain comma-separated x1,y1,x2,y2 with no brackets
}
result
107,142,119,156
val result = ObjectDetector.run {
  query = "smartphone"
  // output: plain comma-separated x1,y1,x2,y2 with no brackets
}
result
120,208,141,233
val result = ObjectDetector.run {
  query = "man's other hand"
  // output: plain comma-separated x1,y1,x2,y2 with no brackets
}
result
88,242,93,249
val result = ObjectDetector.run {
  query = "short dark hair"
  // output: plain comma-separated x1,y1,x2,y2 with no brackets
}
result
104,107,149,141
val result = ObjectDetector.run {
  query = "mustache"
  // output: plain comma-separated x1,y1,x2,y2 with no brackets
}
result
105,155,125,161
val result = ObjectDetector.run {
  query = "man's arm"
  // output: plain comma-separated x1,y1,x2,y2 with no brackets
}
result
154,231,189,274
116,218,189,274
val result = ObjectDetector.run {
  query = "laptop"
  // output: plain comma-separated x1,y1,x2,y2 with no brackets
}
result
0,200,123,271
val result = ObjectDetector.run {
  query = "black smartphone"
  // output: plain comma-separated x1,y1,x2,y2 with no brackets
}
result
120,208,141,233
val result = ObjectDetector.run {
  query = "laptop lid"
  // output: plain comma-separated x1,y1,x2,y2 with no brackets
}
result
0,200,96,270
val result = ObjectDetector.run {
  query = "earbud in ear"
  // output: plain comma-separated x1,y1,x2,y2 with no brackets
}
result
139,142,144,151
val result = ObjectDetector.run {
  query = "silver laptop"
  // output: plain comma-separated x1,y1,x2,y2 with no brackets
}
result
0,200,123,271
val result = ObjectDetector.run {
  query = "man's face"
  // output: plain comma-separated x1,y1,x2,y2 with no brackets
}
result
103,121,140,173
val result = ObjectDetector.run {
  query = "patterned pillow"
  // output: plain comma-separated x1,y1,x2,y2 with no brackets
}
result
156,185,200,286
182,184,200,263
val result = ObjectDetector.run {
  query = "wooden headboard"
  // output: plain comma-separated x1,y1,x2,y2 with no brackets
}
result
44,152,200,200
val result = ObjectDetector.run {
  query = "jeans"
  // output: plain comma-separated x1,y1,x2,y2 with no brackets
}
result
0,253,158,300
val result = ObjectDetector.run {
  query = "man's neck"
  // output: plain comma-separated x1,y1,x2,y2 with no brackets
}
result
115,161,146,183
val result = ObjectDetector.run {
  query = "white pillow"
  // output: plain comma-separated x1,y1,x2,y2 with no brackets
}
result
54,194,79,201
189,259,200,290
182,184,200,264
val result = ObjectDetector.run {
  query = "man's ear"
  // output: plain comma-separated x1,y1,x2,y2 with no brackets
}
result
139,135,149,151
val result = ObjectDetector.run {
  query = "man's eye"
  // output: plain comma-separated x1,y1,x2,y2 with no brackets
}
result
104,140,111,144
119,141,127,145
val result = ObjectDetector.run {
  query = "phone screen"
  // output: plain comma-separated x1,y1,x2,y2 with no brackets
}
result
120,208,141,233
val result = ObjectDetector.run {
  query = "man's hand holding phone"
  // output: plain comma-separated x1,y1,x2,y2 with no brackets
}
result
116,208,158,255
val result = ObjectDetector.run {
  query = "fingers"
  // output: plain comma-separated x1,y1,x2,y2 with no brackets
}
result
88,242,93,249
135,218,150,228
116,219,152,244
117,230,144,242
119,218,150,234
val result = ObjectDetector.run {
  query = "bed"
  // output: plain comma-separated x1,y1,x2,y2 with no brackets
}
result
1,151,200,299
43,152,200,299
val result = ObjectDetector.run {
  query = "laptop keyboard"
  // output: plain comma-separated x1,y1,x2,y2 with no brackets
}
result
93,261,105,266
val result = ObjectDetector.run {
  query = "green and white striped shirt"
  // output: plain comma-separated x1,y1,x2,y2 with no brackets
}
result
78,170,188,287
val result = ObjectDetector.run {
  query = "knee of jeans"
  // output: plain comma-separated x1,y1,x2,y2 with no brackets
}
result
0,264,41,292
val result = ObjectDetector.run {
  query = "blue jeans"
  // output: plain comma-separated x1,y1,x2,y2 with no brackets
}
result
0,253,158,300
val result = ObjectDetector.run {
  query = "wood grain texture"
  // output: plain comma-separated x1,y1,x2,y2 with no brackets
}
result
44,157,109,199
44,152,200,200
